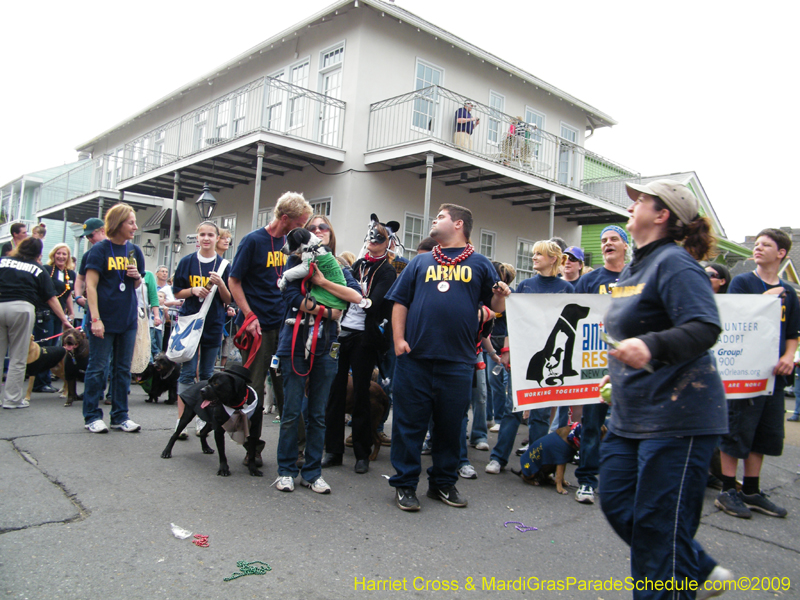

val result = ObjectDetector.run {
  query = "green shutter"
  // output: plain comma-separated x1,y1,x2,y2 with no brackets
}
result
580,222,629,267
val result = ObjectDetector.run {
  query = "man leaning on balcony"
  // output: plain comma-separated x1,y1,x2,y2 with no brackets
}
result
454,101,480,150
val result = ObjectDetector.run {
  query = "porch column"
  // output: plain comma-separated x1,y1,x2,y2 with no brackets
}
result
97,198,104,218
548,193,556,239
168,171,180,270
62,209,67,243
252,142,265,231
119,189,125,203
423,152,434,237
17,179,26,221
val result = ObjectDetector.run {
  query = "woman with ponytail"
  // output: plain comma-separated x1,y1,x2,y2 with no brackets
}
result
598,180,731,597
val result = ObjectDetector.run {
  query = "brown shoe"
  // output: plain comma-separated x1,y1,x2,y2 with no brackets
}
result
378,431,391,447
345,435,353,447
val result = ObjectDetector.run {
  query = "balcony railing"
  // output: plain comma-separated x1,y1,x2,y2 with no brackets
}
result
117,76,346,184
0,219,36,240
39,160,98,212
367,86,637,208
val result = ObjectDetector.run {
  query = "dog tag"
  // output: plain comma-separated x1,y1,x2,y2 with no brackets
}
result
437,281,450,293
119,282,126,292
329,342,340,360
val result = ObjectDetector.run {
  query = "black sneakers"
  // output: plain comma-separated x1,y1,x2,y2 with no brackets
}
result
715,490,751,518
739,490,788,518
395,487,420,512
426,485,468,508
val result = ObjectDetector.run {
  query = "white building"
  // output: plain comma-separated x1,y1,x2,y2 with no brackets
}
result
37,0,633,280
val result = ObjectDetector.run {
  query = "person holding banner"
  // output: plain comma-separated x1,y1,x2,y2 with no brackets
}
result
716,228,798,519
487,240,573,476
387,203,510,511
572,224,629,505
599,180,731,598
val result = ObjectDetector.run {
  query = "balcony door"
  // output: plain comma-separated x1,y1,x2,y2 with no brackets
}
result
558,124,578,186
318,44,344,146
412,59,443,135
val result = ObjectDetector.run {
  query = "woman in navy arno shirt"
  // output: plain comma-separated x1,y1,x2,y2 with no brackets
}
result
599,180,729,598
172,221,231,394
84,203,146,434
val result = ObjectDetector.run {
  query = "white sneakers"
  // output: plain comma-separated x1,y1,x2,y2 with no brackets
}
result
489,424,501,433
85,420,109,433
696,566,735,600
485,460,503,474
110,420,141,433
299,476,332,494
575,484,595,504
273,476,295,492
195,418,206,436
473,441,490,451
458,464,478,479
3,399,30,409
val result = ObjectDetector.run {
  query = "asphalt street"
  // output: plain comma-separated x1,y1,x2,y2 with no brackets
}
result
1,384,799,600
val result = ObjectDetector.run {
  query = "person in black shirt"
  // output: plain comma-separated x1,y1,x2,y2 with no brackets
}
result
0,238,71,409
1,222,29,257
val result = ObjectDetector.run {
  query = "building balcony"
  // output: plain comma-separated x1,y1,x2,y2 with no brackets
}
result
0,219,36,242
113,75,346,200
366,86,637,225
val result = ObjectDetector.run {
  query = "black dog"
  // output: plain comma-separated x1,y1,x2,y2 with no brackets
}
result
526,303,590,386
139,352,179,404
160,363,263,477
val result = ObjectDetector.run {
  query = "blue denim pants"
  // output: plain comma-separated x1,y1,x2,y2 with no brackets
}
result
277,352,337,483
389,355,473,490
600,433,719,599
575,401,608,489
490,373,549,467
82,327,137,426
458,365,489,466
178,344,220,396
487,363,509,423
32,316,56,389
150,327,163,361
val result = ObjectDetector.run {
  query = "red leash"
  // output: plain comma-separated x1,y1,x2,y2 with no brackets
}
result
290,305,327,377
233,313,261,370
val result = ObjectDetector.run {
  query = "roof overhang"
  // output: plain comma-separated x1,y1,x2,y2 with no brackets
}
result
35,191,164,224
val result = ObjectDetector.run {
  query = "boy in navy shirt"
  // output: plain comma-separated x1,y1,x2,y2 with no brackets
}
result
387,203,510,511
716,228,799,519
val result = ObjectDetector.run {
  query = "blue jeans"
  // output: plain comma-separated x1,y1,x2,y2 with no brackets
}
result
178,344,220,395
389,355,473,490
490,373,550,467
487,363,509,422
575,401,608,489
792,366,800,417
82,327,137,426
150,328,163,361
600,433,719,598
458,365,489,466
277,353,337,482
33,316,55,390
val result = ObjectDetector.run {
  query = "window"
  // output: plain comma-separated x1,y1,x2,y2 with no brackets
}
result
154,130,166,166
412,59,443,131
488,91,505,145
194,111,208,151
211,213,237,260
133,138,149,176
404,212,432,255
479,230,496,259
104,155,114,188
288,59,310,129
257,208,273,229
266,70,284,132
216,100,230,139
114,148,124,184
524,107,545,160
232,94,247,135
515,238,535,282
309,198,331,217
319,43,344,146
321,45,344,69
558,123,579,186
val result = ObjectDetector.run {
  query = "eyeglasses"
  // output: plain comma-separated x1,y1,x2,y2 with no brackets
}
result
565,255,582,264
307,223,330,233
706,271,719,280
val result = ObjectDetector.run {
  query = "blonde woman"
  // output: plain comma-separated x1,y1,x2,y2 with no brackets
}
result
486,240,573,474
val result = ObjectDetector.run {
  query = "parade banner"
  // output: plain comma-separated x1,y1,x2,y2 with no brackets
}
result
506,294,780,412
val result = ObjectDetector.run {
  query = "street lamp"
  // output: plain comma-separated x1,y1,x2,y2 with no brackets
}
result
172,238,184,255
142,239,156,257
195,182,217,221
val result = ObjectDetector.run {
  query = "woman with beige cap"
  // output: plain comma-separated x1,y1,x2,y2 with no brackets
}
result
598,180,733,598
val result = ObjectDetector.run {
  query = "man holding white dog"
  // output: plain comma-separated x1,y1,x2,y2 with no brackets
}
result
387,203,510,511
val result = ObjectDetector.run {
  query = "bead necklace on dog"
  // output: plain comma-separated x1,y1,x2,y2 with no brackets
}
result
432,243,474,266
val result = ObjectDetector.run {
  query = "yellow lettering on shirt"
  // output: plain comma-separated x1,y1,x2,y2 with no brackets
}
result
108,256,130,271
189,275,210,288
424,265,473,283
599,284,608,295
611,283,646,298
265,251,286,269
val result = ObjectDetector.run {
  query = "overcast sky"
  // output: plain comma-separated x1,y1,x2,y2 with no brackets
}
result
1,0,796,242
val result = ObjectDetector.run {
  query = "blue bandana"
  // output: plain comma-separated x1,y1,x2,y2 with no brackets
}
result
601,225,628,245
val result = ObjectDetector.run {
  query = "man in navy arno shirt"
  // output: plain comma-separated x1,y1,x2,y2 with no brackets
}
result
387,203,510,512
716,228,799,520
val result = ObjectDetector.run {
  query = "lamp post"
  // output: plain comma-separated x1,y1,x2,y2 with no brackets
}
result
195,182,217,221
172,238,184,257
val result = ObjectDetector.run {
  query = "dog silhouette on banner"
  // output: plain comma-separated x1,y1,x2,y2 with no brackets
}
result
526,303,590,386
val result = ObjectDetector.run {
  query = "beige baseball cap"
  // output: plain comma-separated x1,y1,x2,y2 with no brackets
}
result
625,180,699,227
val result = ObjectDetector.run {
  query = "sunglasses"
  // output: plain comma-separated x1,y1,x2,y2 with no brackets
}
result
307,223,331,233
565,255,582,263
706,271,719,280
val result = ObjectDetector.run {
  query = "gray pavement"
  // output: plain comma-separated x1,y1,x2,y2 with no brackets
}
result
1,384,799,599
